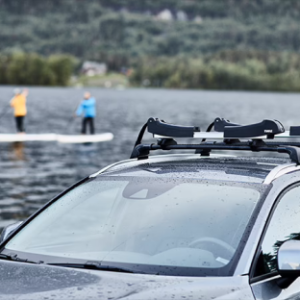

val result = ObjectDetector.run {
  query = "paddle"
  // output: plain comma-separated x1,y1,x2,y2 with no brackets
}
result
0,105,10,122
66,99,83,133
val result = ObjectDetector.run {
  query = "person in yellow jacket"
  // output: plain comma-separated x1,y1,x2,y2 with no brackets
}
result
10,88,28,133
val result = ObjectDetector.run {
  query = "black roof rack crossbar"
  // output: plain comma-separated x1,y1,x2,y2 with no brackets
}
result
130,142,300,164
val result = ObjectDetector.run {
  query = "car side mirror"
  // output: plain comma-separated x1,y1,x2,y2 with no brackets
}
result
277,239,300,277
0,221,23,244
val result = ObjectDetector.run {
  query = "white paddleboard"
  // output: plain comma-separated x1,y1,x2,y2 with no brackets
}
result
0,134,57,142
57,133,114,144
0,133,114,144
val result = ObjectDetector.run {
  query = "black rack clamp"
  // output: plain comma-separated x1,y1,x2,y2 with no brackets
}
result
197,118,241,153
214,118,241,132
132,118,200,149
131,118,200,159
130,144,152,160
131,118,194,159
277,146,300,165
147,118,200,137
223,119,285,139
290,126,300,136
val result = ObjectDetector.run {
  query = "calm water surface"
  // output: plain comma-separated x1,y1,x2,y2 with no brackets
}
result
0,86,299,229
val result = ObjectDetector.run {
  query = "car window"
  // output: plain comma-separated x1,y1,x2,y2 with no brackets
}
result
4,176,264,276
259,184,300,275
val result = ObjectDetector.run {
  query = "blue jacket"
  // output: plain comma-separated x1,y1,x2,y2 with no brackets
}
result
76,98,96,118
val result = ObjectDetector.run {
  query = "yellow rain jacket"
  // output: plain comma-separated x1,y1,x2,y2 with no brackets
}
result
10,94,27,117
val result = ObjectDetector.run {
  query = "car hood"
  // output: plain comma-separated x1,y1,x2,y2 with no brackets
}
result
0,260,253,300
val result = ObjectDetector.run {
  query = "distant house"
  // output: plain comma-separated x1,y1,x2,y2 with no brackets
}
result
120,7,129,14
176,10,187,21
156,9,173,21
194,15,203,24
81,61,107,77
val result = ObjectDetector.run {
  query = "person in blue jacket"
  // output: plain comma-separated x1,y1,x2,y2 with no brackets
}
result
76,92,96,134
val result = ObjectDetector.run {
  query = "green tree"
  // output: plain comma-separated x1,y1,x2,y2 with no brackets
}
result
48,55,75,86
6,52,28,85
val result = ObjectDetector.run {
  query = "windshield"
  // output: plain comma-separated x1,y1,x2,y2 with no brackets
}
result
4,176,264,276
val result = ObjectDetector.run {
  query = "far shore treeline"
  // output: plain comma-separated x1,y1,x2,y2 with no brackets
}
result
2,50,300,92
131,50,300,92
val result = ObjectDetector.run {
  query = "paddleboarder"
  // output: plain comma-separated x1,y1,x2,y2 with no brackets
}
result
10,88,28,133
75,91,96,134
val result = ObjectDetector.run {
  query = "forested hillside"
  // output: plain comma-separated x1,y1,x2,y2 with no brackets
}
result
1,0,300,68
1,0,300,90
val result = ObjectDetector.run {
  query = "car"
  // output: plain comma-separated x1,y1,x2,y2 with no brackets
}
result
1,117,300,299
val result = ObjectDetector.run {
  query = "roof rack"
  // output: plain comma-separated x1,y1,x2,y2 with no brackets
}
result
130,117,300,164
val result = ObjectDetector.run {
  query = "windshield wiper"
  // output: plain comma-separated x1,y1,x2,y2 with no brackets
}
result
48,261,139,274
0,253,41,264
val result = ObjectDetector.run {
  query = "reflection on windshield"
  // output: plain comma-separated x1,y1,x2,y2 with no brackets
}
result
5,176,262,276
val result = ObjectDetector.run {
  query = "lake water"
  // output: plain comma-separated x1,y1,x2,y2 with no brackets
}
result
0,86,299,230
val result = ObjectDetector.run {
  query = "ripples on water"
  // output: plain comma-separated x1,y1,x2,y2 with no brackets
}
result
0,86,299,229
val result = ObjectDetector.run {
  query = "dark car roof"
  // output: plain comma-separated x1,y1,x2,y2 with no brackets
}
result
98,154,295,184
